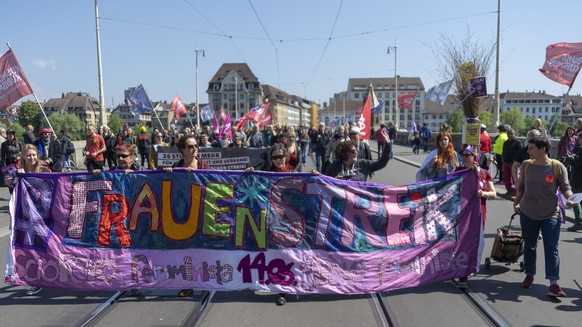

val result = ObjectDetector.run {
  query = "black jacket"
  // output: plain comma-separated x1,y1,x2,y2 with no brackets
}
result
35,138,62,172
324,143,391,181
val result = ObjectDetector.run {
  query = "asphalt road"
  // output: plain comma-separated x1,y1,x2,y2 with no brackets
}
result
0,142,580,327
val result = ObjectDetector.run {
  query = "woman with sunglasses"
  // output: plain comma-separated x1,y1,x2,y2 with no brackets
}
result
148,131,168,170
92,144,141,174
164,135,209,173
323,129,390,181
243,142,301,305
279,131,302,172
452,145,496,288
163,135,209,297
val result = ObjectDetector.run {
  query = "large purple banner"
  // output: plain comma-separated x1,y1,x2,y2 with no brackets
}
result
5,169,482,294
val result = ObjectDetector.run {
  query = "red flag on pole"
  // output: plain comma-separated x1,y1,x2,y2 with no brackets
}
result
258,112,272,127
539,42,582,89
171,93,187,119
398,92,417,110
0,49,33,110
356,91,371,140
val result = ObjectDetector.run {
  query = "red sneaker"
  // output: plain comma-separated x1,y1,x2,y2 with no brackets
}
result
521,275,534,288
547,284,566,297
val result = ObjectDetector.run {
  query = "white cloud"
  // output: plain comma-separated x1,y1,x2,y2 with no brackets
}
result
32,59,57,71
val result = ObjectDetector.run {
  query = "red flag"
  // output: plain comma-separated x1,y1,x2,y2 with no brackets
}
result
171,93,187,119
0,49,33,110
235,103,271,129
356,92,371,140
398,92,417,110
539,42,582,88
258,112,272,127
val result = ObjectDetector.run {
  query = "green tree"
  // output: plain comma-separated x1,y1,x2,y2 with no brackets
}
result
521,116,536,136
499,108,525,133
478,111,492,129
8,122,25,142
45,111,84,141
18,100,42,130
108,114,123,136
446,108,465,133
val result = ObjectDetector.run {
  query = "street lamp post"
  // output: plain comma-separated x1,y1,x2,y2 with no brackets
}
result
234,76,238,119
387,41,398,130
195,48,205,128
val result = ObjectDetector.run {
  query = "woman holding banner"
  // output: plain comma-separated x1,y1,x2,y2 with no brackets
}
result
323,129,390,181
454,145,496,288
5,144,51,296
164,135,209,297
244,142,306,305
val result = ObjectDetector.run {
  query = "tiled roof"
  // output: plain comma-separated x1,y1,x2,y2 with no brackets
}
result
209,63,259,83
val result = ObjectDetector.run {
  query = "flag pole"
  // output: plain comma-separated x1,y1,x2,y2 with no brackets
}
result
151,104,165,132
5,43,57,136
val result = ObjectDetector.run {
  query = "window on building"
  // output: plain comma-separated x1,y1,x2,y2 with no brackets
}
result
439,114,443,119
533,108,536,114
545,108,548,112
354,93,360,99
526,108,529,113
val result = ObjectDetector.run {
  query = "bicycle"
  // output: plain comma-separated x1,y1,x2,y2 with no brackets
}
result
479,152,498,180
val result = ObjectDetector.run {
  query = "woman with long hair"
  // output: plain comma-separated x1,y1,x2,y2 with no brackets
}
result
163,135,209,297
5,144,50,296
149,131,168,170
417,131,460,181
280,131,302,171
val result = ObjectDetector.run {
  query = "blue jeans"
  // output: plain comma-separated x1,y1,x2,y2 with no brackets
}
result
520,213,561,280
315,149,325,172
62,154,71,171
300,144,308,164
422,137,429,152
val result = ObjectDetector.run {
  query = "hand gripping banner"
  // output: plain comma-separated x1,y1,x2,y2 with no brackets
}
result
5,169,482,294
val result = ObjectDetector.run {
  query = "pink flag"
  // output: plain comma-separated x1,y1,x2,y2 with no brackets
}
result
0,49,33,110
539,42,582,88
258,112,272,127
398,92,417,110
219,113,232,140
171,93,187,119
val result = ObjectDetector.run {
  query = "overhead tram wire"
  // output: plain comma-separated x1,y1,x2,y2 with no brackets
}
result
183,0,247,62
248,0,281,87
305,0,344,90
100,11,496,44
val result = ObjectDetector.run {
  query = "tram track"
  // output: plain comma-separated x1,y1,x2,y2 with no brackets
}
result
71,290,216,327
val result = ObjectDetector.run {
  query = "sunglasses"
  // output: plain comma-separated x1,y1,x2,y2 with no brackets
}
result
349,149,358,154
116,154,131,159
461,153,474,158
271,155,286,161
186,144,198,149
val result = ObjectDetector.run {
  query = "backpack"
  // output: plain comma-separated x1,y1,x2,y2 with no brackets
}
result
62,137,75,155
522,159,560,180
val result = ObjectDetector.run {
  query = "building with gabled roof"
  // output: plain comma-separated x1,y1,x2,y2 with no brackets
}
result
43,92,108,127
262,84,312,127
